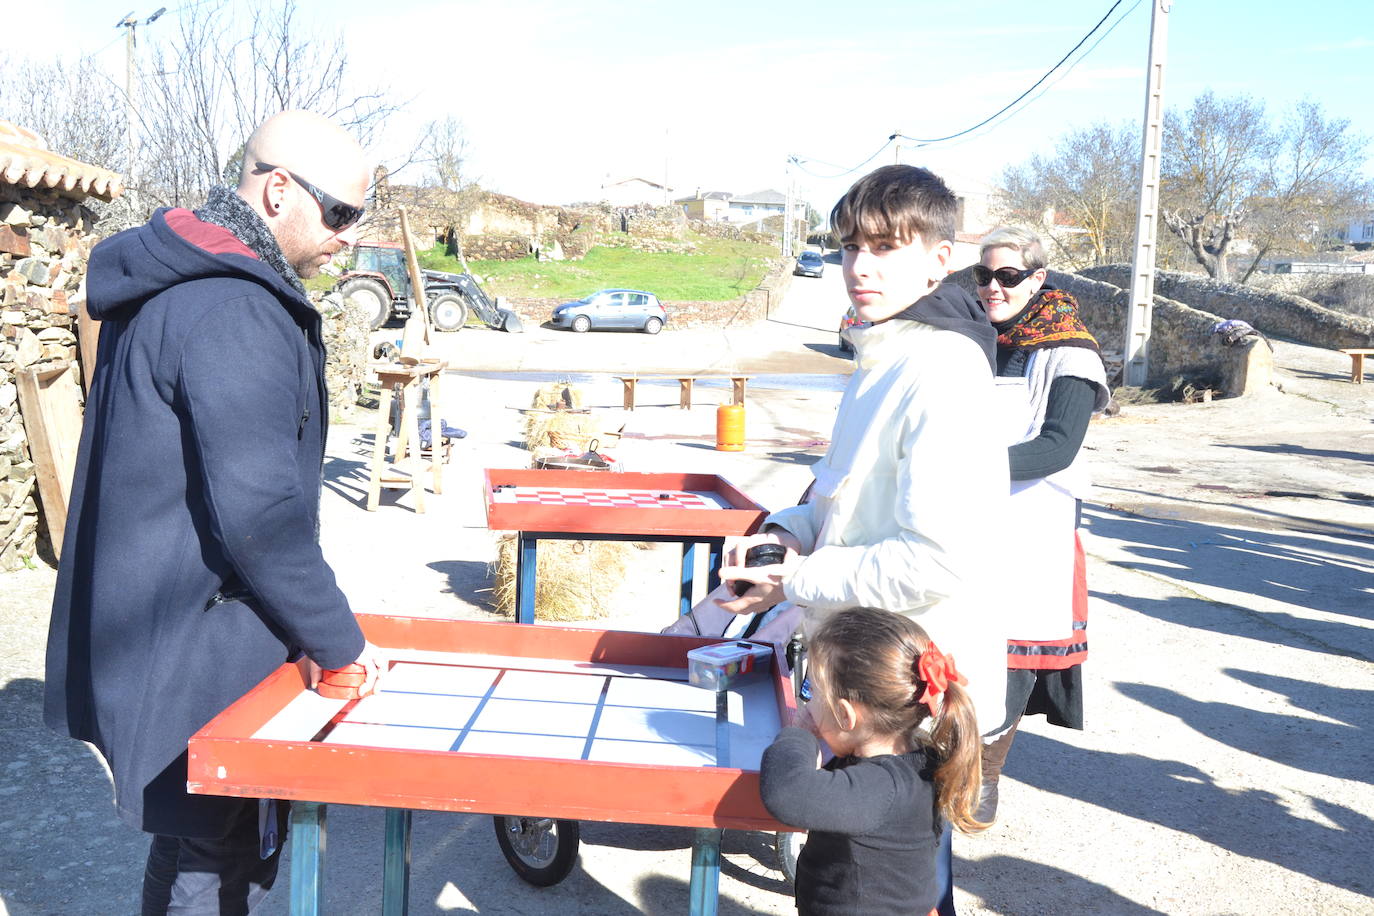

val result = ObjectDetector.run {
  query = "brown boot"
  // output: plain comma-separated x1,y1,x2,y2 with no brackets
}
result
976,718,1021,823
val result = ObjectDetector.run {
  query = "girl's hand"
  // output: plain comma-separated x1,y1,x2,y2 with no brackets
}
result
790,703,818,735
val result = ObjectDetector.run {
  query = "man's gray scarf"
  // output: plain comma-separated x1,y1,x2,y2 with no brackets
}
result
195,186,306,296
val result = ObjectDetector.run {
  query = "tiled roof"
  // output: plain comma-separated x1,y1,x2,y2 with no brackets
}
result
732,189,786,205
0,120,124,201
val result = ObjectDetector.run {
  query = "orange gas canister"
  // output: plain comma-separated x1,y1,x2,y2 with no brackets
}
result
715,402,745,451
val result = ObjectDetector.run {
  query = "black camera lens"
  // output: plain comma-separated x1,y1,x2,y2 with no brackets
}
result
731,543,789,597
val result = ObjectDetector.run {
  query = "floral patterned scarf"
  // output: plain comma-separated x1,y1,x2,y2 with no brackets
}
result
995,285,1099,352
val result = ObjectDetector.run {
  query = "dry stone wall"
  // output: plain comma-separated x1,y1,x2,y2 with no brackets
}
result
1081,266,1374,350
0,186,99,569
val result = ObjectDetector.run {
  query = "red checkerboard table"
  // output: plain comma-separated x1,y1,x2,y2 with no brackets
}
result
497,487,724,510
483,470,768,623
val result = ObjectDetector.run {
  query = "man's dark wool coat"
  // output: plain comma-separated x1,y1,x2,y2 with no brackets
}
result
44,206,364,838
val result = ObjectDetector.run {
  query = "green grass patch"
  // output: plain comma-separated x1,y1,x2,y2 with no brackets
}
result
417,233,778,301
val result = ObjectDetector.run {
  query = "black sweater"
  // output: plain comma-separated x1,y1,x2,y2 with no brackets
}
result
996,347,1097,481
760,727,940,915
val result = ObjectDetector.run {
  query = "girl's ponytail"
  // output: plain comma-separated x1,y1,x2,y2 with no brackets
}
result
927,681,989,834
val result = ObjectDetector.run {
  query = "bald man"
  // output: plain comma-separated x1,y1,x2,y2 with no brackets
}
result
45,110,383,914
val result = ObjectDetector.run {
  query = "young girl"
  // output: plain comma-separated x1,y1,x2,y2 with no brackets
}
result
760,607,987,916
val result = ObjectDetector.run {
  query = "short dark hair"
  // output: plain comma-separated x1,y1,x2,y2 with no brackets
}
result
830,165,958,249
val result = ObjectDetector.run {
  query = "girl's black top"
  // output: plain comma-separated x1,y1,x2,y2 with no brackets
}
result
760,726,940,915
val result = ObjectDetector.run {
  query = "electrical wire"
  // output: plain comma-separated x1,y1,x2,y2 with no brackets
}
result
790,0,1135,178
895,0,1128,145
789,138,896,179
904,0,1145,156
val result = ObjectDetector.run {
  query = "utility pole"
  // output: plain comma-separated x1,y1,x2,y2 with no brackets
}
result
1123,1,1172,388
782,160,793,257
115,7,167,183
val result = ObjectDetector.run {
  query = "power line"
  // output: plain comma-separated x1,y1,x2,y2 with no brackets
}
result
895,0,1129,145
789,138,896,180
790,0,1133,179
903,0,1145,157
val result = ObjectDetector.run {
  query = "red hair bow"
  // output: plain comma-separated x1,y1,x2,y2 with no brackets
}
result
916,644,967,715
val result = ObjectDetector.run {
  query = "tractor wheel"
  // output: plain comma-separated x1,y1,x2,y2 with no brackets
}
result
642,316,663,335
571,315,592,334
340,277,392,330
429,294,467,332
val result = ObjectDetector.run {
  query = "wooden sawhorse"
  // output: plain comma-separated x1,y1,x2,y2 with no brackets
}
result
615,375,751,411
1339,348,1374,384
366,361,448,511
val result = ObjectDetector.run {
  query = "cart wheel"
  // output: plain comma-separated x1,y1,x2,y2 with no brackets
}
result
493,815,580,887
776,831,805,885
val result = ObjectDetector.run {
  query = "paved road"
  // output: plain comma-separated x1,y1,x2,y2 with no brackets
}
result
414,249,851,377
1,311,1370,913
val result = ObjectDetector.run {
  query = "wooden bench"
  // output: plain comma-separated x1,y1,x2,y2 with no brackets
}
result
614,375,752,410
1339,348,1374,385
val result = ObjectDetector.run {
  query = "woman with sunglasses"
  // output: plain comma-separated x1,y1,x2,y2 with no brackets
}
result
971,225,1109,822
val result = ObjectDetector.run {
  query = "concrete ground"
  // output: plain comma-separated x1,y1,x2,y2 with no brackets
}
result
2,265,1371,914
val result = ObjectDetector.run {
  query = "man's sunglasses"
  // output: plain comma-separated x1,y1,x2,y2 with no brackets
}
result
972,264,1039,288
255,162,364,231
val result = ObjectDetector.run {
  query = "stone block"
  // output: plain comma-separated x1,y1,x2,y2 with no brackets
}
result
0,202,32,227
0,382,13,409
14,257,48,284
48,288,69,314
0,225,30,257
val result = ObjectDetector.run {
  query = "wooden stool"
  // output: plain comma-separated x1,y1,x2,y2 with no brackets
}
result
366,361,447,511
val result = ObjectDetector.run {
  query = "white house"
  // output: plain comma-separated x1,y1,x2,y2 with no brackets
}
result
1338,212,1374,246
674,188,787,227
599,176,674,207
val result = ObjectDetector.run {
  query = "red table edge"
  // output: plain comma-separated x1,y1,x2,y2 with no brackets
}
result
188,615,798,832
480,468,768,537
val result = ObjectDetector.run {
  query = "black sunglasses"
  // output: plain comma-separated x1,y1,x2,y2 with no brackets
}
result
255,162,364,232
972,264,1039,288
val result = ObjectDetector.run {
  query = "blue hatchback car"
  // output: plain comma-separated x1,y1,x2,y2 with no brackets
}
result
551,289,667,334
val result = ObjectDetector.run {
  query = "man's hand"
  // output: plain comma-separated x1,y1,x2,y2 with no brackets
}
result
724,528,804,568
713,554,797,615
308,640,386,698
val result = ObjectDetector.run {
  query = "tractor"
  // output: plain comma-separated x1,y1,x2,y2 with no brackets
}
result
337,242,524,333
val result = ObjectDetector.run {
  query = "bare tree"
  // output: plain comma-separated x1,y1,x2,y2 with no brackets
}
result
1160,92,1371,283
0,54,127,173
419,116,482,270
1160,92,1273,282
994,121,1138,270
1234,101,1372,282
132,0,399,211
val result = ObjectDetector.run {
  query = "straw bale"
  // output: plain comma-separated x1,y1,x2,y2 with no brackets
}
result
489,533,632,621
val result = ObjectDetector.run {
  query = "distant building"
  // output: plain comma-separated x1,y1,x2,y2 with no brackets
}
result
676,190,732,221
674,188,787,228
1336,212,1374,247
599,176,674,207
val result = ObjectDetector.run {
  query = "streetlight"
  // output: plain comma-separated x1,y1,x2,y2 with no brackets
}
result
116,7,167,181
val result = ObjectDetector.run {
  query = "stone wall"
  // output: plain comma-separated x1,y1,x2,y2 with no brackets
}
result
1081,265,1374,350
688,219,774,245
315,291,370,422
0,187,100,569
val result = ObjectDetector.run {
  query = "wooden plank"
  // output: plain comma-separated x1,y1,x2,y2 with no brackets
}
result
77,294,101,394
14,360,82,557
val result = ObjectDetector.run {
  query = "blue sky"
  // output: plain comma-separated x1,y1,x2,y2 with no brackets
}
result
32,0,1374,210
